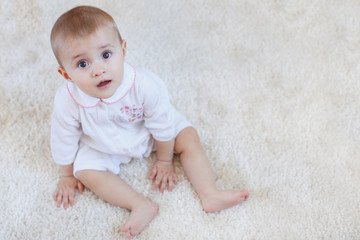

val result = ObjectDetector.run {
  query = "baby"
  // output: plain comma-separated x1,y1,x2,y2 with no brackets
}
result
50,5,249,239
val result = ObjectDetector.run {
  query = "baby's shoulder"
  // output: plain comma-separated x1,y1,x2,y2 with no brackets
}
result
133,66,166,90
53,83,78,112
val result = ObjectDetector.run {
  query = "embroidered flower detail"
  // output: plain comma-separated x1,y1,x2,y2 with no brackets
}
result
120,105,144,122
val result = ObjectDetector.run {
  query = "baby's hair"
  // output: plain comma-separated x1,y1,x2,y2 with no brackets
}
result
50,5,123,66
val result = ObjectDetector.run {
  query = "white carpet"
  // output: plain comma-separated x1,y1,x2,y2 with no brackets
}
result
1,0,360,239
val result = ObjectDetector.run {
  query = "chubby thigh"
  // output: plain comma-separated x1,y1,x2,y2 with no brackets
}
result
73,142,132,178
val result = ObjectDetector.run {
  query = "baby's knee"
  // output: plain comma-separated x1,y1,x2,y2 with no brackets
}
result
175,127,202,153
75,169,98,183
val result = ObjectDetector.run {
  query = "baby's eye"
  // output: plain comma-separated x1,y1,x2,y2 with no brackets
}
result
78,61,88,68
103,51,112,59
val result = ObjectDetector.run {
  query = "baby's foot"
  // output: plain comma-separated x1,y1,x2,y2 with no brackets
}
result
120,200,159,239
201,189,249,213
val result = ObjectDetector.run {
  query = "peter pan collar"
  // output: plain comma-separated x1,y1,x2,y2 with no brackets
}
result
66,62,136,108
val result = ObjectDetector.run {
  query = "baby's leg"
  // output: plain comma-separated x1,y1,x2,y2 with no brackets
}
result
76,170,158,239
175,127,249,213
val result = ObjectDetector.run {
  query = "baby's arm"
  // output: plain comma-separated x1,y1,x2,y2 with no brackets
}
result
54,164,84,209
139,68,179,192
149,139,178,193
51,86,84,209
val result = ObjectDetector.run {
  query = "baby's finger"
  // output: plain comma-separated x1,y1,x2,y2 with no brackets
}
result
153,174,162,190
68,189,75,207
173,174,178,185
77,181,84,193
56,190,63,208
62,191,69,210
149,168,157,180
159,176,168,193
54,190,58,202
167,175,174,192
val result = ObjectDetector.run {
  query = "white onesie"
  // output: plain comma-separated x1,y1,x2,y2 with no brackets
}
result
51,62,191,176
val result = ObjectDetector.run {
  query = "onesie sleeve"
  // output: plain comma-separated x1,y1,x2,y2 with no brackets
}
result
139,69,175,141
51,85,82,165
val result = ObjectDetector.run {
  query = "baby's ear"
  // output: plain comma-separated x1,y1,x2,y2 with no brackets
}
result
121,40,127,57
57,66,72,81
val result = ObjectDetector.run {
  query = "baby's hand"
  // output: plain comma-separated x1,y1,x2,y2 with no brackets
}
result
149,160,178,193
54,176,84,210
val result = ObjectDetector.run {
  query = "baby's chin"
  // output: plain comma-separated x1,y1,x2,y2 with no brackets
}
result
96,91,116,100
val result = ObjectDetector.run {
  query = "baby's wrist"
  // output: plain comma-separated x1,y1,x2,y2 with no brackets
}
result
60,175,74,178
156,159,173,164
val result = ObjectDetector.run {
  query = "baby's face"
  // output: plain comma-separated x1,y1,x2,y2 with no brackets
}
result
57,26,126,99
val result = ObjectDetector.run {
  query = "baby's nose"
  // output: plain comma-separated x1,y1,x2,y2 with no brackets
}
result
92,62,106,77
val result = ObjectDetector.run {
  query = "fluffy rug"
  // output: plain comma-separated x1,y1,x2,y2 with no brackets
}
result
1,0,360,239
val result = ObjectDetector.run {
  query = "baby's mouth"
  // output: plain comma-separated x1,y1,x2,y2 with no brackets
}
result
97,80,112,88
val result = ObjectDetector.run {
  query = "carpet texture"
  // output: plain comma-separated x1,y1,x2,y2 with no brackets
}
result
1,0,360,239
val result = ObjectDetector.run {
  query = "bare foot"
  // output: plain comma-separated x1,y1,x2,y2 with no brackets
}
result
120,200,159,239
201,189,249,213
